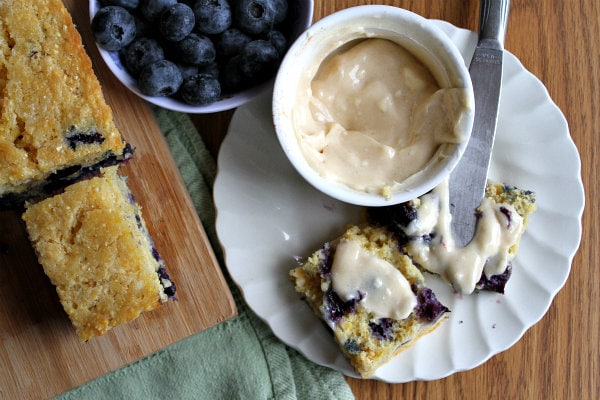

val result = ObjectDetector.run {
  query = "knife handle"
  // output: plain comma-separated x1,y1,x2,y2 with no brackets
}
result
478,0,510,48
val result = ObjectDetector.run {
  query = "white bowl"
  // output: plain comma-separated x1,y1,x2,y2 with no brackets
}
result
89,0,314,113
273,5,474,207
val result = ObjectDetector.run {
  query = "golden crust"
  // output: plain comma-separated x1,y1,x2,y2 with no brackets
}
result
0,0,126,195
23,167,165,341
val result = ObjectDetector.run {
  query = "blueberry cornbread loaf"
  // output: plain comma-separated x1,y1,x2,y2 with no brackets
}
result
22,167,175,341
290,225,449,378
368,180,537,294
0,0,132,208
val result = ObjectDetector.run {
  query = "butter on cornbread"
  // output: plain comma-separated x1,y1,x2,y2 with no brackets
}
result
290,224,449,377
0,0,132,208
22,167,175,341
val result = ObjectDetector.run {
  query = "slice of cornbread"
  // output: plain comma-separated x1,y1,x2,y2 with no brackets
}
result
368,181,537,294
0,0,132,208
22,167,175,341
290,224,449,378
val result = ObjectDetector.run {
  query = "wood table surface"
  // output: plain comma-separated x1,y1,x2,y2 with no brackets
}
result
190,1,599,399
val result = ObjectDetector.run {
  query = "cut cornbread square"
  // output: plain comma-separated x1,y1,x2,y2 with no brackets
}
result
0,0,132,208
290,224,449,378
367,180,537,294
22,167,175,341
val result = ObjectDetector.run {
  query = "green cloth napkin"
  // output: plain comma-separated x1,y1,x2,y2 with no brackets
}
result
57,108,355,400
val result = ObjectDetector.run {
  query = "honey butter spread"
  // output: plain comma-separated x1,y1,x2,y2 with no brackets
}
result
292,38,472,197
331,239,417,320
405,179,525,294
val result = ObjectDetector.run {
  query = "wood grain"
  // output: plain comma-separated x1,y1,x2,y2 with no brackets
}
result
192,1,599,399
0,1,236,398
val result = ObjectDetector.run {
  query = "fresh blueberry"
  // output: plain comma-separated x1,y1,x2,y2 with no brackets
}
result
176,61,218,81
176,63,199,80
139,0,177,22
193,0,232,35
239,39,280,81
65,127,105,150
157,266,177,298
234,0,277,36
266,30,286,57
220,54,245,92
138,60,183,96
318,243,333,276
160,3,195,42
198,61,220,79
271,0,288,24
215,28,251,59
99,0,140,9
175,33,216,65
91,6,136,51
179,74,221,105
133,14,156,39
369,318,395,341
124,37,164,76
324,289,360,324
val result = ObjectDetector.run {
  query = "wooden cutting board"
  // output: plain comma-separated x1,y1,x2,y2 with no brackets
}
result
0,2,237,398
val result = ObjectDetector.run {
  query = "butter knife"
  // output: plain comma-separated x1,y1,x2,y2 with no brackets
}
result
449,0,510,247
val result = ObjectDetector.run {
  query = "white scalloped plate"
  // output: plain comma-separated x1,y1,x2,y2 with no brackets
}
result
214,20,584,382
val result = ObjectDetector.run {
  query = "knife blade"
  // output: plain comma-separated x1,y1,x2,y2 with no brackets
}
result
449,0,510,247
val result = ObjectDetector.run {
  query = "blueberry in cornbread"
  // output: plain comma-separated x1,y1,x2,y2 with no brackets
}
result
22,167,175,341
0,0,133,209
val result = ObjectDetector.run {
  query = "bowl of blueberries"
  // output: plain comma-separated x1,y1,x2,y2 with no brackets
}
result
90,0,314,113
